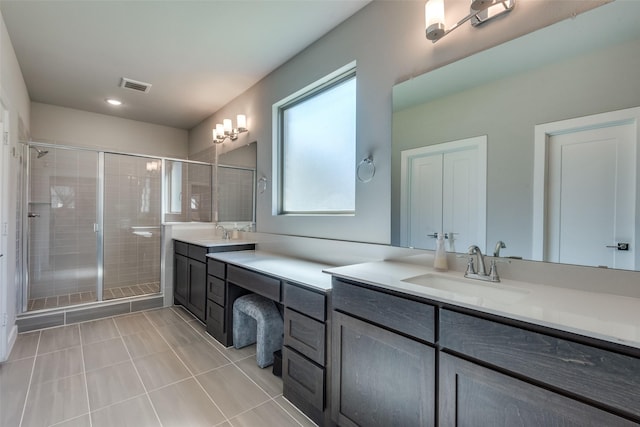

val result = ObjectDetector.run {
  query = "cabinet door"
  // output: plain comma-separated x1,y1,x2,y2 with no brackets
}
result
174,254,188,306
187,259,206,321
439,352,637,427
332,311,435,427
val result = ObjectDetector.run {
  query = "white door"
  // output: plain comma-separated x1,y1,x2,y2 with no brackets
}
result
406,153,443,250
547,124,635,268
400,136,487,252
442,148,481,254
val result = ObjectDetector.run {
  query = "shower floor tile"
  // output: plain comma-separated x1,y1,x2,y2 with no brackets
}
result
27,282,160,312
5,306,312,427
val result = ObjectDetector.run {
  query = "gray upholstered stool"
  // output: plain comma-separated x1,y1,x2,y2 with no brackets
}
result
233,293,283,368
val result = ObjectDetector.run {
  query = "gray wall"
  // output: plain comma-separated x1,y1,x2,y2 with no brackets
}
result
392,37,640,258
31,102,189,159
188,0,606,244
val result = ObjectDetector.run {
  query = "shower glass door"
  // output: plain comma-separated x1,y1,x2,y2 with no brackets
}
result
102,154,161,300
25,147,163,312
27,147,99,310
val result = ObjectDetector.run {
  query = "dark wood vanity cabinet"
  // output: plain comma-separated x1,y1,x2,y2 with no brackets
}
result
331,279,437,427
173,240,254,323
173,243,189,305
439,309,640,425
282,282,331,427
173,241,206,320
439,352,637,426
330,278,640,427
204,259,332,426
205,259,227,342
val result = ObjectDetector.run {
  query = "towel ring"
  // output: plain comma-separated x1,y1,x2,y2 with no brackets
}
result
357,156,375,183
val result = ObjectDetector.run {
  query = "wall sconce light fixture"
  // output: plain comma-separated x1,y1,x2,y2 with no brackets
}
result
212,114,248,144
425,0,515,43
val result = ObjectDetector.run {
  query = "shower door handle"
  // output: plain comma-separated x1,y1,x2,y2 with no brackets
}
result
28,212,40,218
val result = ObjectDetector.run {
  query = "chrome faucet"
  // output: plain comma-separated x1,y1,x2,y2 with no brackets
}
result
493,240,506,257
465,245,500,282
215,224,229,240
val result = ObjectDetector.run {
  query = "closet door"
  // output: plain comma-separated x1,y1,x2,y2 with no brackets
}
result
401,136,487,252
442,147,484,254
406,153,443,250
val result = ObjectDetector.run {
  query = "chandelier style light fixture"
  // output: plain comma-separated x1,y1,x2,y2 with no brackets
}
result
425,0,515,43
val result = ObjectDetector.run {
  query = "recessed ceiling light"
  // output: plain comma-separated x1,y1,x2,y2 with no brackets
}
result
106,98,122,106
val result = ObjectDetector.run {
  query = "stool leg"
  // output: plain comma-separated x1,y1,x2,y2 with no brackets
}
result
255,315,284,368
233,309,257,349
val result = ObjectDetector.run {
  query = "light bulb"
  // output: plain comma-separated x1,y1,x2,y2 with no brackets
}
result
237,114,247,131
223,119,232,134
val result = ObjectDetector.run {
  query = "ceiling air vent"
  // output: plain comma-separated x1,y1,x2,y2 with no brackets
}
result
120,77,152,93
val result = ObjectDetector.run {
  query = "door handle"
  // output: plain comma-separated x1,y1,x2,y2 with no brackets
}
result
428,233,449,239
605,243,629,251
28,212,40,218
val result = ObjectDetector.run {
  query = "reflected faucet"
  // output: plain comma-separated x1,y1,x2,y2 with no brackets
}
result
493,240,506,257
215,224,229,240
465,245,500,282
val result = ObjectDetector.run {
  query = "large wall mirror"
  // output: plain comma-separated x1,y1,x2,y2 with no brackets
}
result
217,141,257,224
391,1,640,270
169,140,257,226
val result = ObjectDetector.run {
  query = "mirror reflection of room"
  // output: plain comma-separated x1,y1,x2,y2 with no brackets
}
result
392,2,640,270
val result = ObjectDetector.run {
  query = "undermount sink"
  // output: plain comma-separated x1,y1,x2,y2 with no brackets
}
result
401,273,529,305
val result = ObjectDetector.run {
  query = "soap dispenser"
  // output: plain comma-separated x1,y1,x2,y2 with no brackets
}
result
433,233,448,272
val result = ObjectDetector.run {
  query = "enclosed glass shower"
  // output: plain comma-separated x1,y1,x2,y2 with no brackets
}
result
24,145,164,312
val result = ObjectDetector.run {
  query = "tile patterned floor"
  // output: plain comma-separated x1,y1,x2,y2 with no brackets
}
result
1,306,316,427
27,283,161,311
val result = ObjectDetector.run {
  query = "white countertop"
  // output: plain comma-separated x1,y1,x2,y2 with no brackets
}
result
207,251,333,292
175,237,257,247
325,257,640,350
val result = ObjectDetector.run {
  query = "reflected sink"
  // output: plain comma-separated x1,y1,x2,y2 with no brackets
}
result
401,273,529,305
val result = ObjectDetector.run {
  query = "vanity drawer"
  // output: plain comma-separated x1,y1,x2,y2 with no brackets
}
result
440,309,640,419
227,265,280,301
285,308,325,366
174,240,188,256
206,301,225,337
332,279,435,344
283,282,326,322
207,258,226,280
283,346,325,411
207,276,225,306
188,244,208,262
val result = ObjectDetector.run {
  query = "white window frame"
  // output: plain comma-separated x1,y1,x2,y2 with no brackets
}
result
272,61,357,216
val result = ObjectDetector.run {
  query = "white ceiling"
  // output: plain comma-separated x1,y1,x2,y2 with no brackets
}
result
0,0,370,130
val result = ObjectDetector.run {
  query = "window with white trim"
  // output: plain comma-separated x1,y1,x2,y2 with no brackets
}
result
275,65,356,215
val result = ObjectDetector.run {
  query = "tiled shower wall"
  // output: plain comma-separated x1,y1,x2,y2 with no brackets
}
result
28,148,99,299
103,154,161,291
28,149,162,301
218,166,254,222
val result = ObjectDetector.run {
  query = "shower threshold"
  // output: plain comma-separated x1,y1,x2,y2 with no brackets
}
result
27,282,160,311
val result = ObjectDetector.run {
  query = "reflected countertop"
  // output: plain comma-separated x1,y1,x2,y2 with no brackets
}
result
207,251,333,292
174,237,257,247
325,256,640,350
